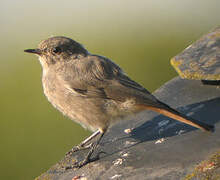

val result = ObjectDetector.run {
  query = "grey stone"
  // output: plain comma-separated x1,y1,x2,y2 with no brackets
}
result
171,26,220,81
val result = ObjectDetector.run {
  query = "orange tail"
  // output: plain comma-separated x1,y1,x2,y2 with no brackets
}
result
138,104,214,132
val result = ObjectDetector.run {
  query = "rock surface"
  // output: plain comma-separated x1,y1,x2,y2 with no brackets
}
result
36,77,220,180
171,26,220,80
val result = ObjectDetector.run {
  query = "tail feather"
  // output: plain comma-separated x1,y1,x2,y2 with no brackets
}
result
138,104,214,132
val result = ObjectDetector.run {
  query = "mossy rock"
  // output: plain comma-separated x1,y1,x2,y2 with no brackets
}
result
171,26,220,81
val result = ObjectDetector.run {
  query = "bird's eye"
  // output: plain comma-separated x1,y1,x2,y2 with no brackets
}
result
52,47,62,54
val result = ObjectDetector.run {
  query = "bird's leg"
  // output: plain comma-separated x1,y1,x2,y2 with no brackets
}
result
66,130,101,156
66,131,105,169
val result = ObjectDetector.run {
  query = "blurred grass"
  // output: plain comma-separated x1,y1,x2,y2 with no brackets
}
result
0,0,219,179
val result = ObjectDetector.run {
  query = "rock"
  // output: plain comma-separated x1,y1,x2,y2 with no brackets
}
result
171,26,220,81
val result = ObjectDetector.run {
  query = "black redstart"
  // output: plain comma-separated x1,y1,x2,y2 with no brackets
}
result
24,36,214,168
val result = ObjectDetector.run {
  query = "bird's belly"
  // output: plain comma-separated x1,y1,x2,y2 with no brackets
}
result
43,82,140,132
42,84,112,131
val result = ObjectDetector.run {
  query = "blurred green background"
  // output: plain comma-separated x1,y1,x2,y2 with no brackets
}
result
0,0,219,179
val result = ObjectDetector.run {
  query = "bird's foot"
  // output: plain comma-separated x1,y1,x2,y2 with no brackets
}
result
64,141,102,169
65,143,92,156
64,157,92,170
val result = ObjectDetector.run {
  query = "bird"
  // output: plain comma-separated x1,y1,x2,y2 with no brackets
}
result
24,36,214,168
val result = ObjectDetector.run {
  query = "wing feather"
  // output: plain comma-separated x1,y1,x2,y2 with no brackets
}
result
57,55,161,107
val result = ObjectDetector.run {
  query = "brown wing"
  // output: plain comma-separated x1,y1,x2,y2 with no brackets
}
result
58,54,162,107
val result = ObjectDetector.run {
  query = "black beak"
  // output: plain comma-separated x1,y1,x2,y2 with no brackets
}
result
24,48,42,55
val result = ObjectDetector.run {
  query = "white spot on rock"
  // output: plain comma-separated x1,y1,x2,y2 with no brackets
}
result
110,174,122,179
124,128,133,134
155,138,165,144
113,158,123,165
158,120,170,128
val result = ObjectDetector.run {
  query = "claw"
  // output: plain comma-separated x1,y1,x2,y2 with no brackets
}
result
64,130,105,169
65,143,93,156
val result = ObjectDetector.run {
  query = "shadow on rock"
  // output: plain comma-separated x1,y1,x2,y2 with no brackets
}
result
130,97,220,142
